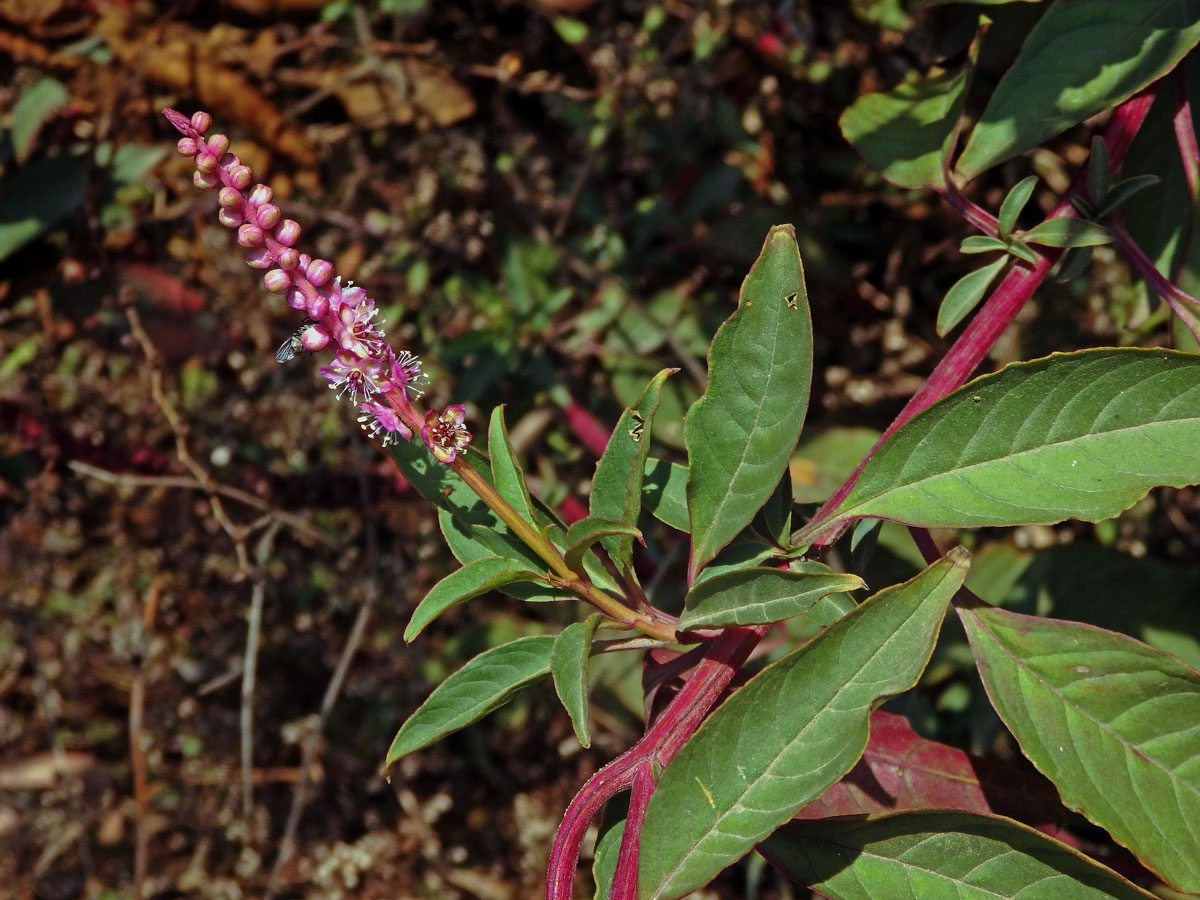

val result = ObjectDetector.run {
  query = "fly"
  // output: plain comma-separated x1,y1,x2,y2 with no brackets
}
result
275,320,314,363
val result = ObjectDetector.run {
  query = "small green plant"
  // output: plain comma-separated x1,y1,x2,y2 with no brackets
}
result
164,4,1200,898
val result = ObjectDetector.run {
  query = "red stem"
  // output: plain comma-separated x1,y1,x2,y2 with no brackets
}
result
805,86,1157,547
546,626,765,900
1173,68,1200,203
1110,221,1200,344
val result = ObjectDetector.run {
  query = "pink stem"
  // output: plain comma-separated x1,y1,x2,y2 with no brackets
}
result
804,86,1157,547
608,767,655,900
1173,69,1200,202
1110,221,1200,345
546,626,765,900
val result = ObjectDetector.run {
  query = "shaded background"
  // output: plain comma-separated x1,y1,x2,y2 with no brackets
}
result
2,1,1197,898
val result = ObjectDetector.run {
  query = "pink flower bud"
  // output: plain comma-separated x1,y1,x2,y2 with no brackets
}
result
246,247,274,269
194,170,219,190
163,108,194,134
190,111,212,133
277,248,300,270
218,188,241,208
176,137,198,156
300,325,331,353
237,224,264,247
218,208,245,228
247,185,273,208
286,286,307,310
228,166,252,190
195,151,219,174
256,204,281,229
308,294,330,318
306,259,333,286
276,220,302,247
206,134,230,157
264,269,292,293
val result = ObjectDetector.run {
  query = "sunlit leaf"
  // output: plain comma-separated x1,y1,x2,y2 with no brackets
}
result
998,176,1039,239
638,552,967,900
488,406,535,521
1020,218,1112,248
384,635,555,766
643,458,689,531
678,565,862,631
763,812,1155,900
550,615,600,747
817,349,1200,534
404,557,545,641
957,1,1200,179
840,55,973,189
961,607,1200,891
592,369,676,570
686,226,813,578
937,258,1007,336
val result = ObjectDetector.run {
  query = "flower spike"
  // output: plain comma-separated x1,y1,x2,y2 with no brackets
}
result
163,107,466,461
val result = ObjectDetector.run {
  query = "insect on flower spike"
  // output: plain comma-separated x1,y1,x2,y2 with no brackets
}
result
162,107,456,461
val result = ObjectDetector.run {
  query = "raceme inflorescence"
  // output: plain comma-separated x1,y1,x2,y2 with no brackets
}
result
162,107,470,462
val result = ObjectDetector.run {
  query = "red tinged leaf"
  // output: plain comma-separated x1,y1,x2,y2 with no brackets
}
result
795,711,1066,829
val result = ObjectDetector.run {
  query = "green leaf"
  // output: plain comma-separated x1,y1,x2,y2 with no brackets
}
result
685,225,813,578
637,551,968,900
753,469,793,545
550,615,600,747
593,816,626,900
563,515,641,575
643,458,689,531
1054,246,1094,283
591,369,676,570
404,558,546,642
839,57,972,189
0,155,88,262
960,235,1010,254
819,349,1200,533
390,440,559,588
678,566,863,631
791,427,882,505
1088,135,1112,206
998,175,1039,239
961,607,1200,892
762,811,1155,900
1020,218,1112,248
488,406,535,521
1096,174,1161,219
1006,238,1041,265
937,258,1007,337
12,77,70,164
956,1,1200,180
384,635,555,767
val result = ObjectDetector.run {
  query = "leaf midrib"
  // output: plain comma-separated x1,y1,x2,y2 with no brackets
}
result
971,613,1200,868
648,614,907,898
846,410,1198,515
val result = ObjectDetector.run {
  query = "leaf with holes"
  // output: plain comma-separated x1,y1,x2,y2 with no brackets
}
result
685,226,812,579
591,368,676,570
